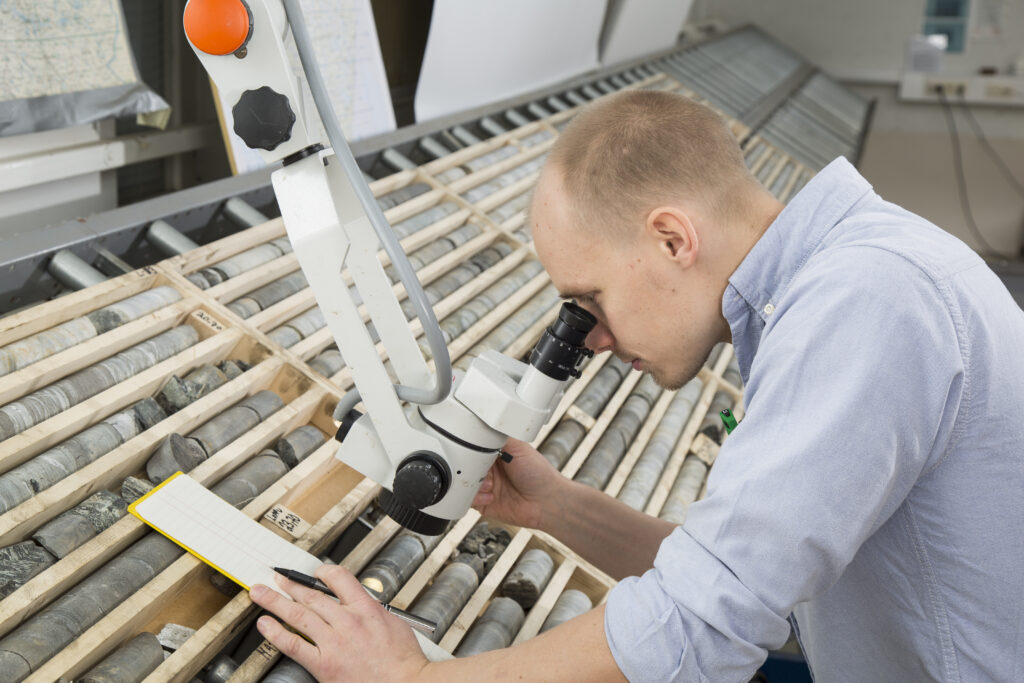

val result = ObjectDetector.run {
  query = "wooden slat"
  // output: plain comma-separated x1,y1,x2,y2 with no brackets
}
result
0,267,161,347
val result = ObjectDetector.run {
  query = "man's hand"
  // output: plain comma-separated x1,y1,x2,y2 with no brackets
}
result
472,438,566,530
250,565,430,682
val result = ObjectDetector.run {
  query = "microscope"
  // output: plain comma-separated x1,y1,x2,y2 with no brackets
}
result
183,0,595,534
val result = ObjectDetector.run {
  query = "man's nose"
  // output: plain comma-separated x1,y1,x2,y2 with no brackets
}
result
585,324,614,354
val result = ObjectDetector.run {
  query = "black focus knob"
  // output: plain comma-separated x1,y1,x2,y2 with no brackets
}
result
392,455,448,509
232,86,295,151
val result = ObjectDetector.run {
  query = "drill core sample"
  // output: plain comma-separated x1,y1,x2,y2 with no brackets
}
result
539,589,593,633
78,631,164,683
501,548,555,609
454,597,525,657
409,561,480,643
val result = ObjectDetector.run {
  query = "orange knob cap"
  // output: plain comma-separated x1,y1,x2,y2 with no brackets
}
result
184,0,251,55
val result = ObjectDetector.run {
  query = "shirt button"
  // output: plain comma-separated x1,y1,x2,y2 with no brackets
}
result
763,303,775,316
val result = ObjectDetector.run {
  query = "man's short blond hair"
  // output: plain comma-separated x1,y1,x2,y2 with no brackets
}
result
546,89,756,237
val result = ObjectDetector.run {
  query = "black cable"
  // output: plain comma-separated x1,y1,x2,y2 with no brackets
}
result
937,90,1005,258
956,92,1024,199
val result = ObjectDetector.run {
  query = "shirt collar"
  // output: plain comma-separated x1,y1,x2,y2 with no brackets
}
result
723,157,874,378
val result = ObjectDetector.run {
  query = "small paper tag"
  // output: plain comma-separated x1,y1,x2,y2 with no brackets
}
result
264,504,311,539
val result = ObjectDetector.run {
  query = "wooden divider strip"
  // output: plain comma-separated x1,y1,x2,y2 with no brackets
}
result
0,268,161,346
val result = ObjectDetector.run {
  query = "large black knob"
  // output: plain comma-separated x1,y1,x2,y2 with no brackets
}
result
232,86,295,151
392,454,448,509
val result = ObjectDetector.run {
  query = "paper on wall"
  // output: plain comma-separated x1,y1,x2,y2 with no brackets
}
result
414,0,605,123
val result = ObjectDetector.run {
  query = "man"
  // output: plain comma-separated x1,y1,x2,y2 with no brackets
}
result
249,90,1024,681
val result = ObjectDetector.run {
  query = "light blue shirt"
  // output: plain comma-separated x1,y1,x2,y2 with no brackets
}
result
604,158,1024,682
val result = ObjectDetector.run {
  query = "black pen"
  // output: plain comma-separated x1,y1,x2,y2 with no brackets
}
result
272,567,437,635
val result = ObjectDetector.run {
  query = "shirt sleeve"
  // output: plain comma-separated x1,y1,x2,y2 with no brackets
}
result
604,246,966,682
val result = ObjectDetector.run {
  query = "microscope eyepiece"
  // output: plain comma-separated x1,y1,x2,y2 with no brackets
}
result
528,302,597,381
550,302,596,346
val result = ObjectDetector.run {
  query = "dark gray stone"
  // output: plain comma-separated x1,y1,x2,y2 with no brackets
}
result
79,631,164,682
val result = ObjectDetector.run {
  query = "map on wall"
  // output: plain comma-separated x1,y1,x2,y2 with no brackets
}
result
0,0,138,101
0,0,167,137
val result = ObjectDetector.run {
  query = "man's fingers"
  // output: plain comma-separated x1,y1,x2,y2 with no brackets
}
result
255,615,320,670
316,565,377,610
250,584,332,644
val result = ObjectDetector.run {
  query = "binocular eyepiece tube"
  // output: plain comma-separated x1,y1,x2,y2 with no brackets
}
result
516,302,596,406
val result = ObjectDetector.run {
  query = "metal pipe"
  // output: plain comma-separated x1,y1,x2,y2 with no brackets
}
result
146,219,200,256
48,250,106,290
223,197,270,228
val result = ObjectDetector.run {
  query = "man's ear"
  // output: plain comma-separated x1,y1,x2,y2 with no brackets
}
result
646,206,698,268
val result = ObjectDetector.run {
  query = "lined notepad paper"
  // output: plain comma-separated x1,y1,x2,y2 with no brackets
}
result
129,472,322,597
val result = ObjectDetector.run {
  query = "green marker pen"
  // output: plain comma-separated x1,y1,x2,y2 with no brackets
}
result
720,408,738,435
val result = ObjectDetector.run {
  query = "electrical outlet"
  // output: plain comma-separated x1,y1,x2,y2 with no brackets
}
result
927,79,968,96
985,83,1016,98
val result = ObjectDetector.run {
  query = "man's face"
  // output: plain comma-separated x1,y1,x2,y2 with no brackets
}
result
531,171,721,390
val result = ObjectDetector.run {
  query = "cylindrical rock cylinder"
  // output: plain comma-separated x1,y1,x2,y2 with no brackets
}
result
539,589,593,633
539,419,586,469
79,631,164,682
574,359,632,418
574,376,662,490
0,317,97,378
0,408,141,514
0,326,196,442
308,350,344,377
659,455,709,524
187,390,283,457
501,548,555,609
0,533,182,681
410,561,480,643
0,541,55,599
617,378,703,511
360,533,427,602
32,490,127,558
86,287,182,334
263,657,317,683
146,433,209,484
274,425,325,467
454,597,525,657
202,653,239,683
156,364,230,414
212,455,289,508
